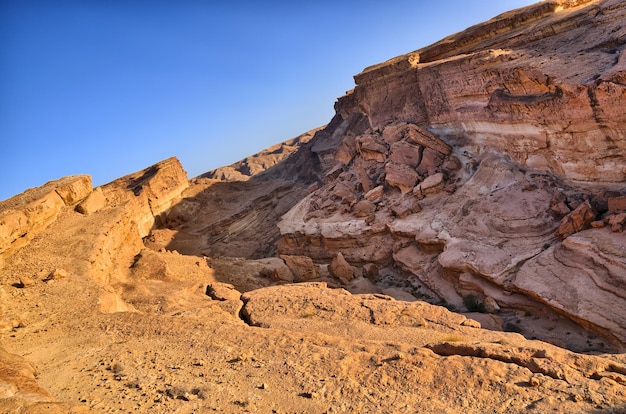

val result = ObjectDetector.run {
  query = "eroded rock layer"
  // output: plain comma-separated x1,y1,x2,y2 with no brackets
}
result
1,0,626,412
276,0,626,350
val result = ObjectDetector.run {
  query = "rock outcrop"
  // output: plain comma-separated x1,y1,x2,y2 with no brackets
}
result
275,0,626,349
1,1,626,412
100,156,189,237
352,0,626,183
0,175,92,260
202,127,322,182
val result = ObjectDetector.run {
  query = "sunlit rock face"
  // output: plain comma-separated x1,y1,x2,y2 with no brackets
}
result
278,0,626,348
348,0,626,184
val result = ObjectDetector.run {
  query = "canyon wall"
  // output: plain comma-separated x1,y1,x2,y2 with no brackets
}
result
277,0,626,348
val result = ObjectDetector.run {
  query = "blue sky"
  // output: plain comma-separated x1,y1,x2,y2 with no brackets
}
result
0,0,537,201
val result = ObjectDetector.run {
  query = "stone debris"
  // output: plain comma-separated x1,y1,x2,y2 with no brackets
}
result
556,200,597,239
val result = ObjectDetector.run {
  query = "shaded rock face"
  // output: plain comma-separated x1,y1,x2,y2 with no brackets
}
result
201,127,321,182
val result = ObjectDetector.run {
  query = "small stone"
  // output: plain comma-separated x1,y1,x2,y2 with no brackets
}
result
46,268,68,281
18,276,35,288
608,195,626,213
461,319,481,328
529,375,541,387
607,212,626,233
416,173,445,196
364,185,384,203
205,283,241,301
385,163,419,193
280,255,319,282
362,263,379,281
272,266,295,283
328,252,359,284
353,200,376,217
483,297,500,314
260,383,268,390
571,393,584,402
550,192,571,216
556,200,597,239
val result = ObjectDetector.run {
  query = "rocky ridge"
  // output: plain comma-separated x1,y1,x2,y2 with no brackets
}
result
1,0,626,412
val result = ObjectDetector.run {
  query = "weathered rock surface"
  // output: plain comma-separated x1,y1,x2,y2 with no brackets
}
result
515,229,626,344
276,0,626,351
353,0,626,183
2,1,626,412
0,175,92,259
0,344,52,402
328,252,360,283
202,127,322,181
101,157,189,237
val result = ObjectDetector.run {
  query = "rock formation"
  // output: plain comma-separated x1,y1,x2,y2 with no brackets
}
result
1,0,626,412
276,0,626,351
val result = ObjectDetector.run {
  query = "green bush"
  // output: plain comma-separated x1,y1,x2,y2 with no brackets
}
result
463,294,485,313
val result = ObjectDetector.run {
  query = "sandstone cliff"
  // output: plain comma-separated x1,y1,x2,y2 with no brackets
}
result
273,0,626,351
1,0,626,412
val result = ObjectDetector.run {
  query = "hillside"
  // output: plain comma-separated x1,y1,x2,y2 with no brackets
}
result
1,0,626,412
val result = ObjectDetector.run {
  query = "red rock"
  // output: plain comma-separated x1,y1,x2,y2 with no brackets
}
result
388,141,422,168
362,263,379,281
550,192,571,217
607,212,626,233
415,173,445,196
404,125,451,156
364,185,384,203
272,266,294,283
556,200,596,239
353,200,376,217
608,196,626,213
416,148,445,176
356,135,387,162
328,252,360,284
331,181,357,205
590,220,605,228
390,197,421,218
385,163,419,193
280,255,319,282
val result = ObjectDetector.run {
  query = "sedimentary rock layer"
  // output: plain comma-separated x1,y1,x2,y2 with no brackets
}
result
277,0,626,348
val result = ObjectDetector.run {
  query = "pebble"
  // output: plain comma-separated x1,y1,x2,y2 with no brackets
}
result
46,268,68,281
529,375,541,387
18,276,35,288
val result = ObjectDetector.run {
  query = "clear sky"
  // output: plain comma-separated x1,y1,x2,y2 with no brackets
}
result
0,0,538,201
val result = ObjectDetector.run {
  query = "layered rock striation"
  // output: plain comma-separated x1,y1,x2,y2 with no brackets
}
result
351,0,626,183
277,0,626,349
1,1,626,412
